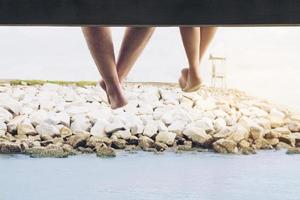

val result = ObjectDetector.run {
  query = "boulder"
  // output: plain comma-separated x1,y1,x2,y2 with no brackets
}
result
29,110,48,126
36,122,60,137
90,119,108,137
66,132,90,148
194,117,214,132
213,139,237,154
168,120,186,135
157,120,168,132
59,126,73,138
138,136,155,150
25,145,69,158
96,144,116,157
112,129,131,140
272,127,291,136
286,147,300,154
153,142,168,151
0,94,21,115
127,135,139,146
155,132,176,146
239,140,250,148
143,120,158,138
254,138,273,149
7,115,27,133
288,122,300,132
0,107,13,122
250,125,264,140
86,136,112,149
177,141,193,151
214,118,227,132
56,112,70,127
270,108,285,128
111,139,126,149
213,127,232,139
104,121,125,136
191,132,212,147
0,121,7,136
0,141,22,153
266,138,279,146
17,123,37,136
276,142,292,150
70,117,91,133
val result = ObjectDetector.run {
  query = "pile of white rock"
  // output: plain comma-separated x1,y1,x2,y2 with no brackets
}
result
0,82,300,157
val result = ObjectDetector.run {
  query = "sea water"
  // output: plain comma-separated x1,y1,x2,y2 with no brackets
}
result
0,151,300,200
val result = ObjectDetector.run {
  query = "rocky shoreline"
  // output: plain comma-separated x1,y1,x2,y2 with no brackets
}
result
0,82,300,158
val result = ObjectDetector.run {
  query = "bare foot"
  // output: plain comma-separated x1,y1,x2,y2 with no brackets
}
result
183,70,202,92
178,68,188,90
106,85,128,109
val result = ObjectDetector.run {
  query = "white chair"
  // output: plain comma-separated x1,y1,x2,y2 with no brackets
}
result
209,54,227,89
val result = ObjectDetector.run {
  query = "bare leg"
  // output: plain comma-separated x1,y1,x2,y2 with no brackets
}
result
199,27,217,63
82,27,127,109
179,27,201,92
100,27,155,90
180,27,217,91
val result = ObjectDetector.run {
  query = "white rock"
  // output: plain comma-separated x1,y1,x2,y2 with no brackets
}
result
143,120,158,138
270,108,285,120
0,107,13,122
228,125,249,142
288,121,300,132
20,106,35,115
155,131,176,146
90,119,108,137
168,120,187,135
36,122,60,137
214,118,227,132
157,120,168,132
113,129,132,140
7,115,28,133
253,117,271,130
17,122,36,136
191,131,212,146
238,116,255,131
183,126,206,139
201,111,215,120
70,117,91,133
213,109,229,118
87,108,112,124
138,103,153,115
249,107,268,118
56,112,70,127
250,124,264,140
29,110,48,126
213,127,232,139
161,108,192,125
130,122,144,135
0,121,7,136
152,107,165,120
194,98,217,111
104,121,125,133
140,115,154,125
194,117,214,132
0,93,21,115
65,105,90,116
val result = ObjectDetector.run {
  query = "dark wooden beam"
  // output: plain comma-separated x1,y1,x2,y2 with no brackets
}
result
0,0,300,25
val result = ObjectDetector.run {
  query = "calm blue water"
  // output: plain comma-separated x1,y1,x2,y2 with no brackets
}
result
0,151,300,200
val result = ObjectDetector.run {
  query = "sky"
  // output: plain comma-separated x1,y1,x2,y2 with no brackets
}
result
0,26,299,112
